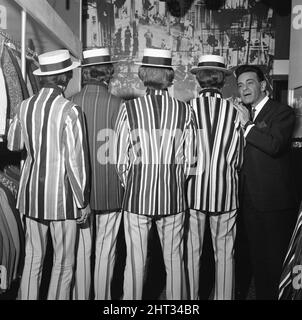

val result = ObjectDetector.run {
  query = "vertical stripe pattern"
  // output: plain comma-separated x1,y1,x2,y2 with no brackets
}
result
7,86,90,220
94,211,122,300
71,84,123,211
187,90,244,213
19,217,48,300
72,216,93,300
47,220,77,300
279,209,302,300
155,212,186,299
122,211,186,300
115,88,196,216
19,217,77,300
187,209,237,300
122,212,153,300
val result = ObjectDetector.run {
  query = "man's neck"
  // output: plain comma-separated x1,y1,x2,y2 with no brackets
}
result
251,94,267,108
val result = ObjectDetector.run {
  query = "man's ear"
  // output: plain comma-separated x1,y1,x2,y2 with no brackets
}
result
60,73,67,82
260,80,267,92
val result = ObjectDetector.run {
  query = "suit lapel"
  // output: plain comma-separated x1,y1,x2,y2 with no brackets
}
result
254,98,272,123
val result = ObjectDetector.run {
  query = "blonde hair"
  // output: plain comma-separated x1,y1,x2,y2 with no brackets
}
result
138,66,174,90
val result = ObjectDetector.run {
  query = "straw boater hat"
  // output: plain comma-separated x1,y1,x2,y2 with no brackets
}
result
81,48,120,67
33,49,80,76
190,54,232,75
136,48,174,68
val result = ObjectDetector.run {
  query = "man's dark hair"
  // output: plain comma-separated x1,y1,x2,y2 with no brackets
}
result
39,70,73,88
235,64,265,82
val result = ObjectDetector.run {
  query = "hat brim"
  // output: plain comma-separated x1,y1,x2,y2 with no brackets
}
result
81,60,126,67
135,62,175,68
33,61,81,76
190,66,232,76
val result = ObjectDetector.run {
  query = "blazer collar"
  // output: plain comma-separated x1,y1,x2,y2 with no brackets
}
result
43,84,64,96
84,81,108,88
254,98,272,122
146,88,169,97
199,88,222,98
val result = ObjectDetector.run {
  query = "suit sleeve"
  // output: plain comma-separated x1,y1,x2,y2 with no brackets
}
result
184,106,198,177
245,105,295,157
114,103,130,188
64,105,90,209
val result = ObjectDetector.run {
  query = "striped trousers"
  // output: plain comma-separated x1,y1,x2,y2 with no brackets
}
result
123,211,186,300
94,211,122,300
71,216,93,300
187,209,237,300
19,216,77,300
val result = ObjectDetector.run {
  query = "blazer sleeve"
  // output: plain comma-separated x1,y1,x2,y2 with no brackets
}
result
245,104,295,157
184,105,198,177
63,104,90,209
7,109,24,151
235,112,245,170
114,103,130,188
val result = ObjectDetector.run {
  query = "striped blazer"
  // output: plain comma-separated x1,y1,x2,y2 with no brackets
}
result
71,83,124,212
187,89,244,213
115,88,196,216
7,85,90,221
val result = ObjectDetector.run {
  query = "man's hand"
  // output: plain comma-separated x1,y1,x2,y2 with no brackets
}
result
77,204,91,224
233,102,251,128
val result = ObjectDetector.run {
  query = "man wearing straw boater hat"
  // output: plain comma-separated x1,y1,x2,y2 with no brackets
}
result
186,54,244,300
114,48,196,300
70,47,124,300
7,49,90,300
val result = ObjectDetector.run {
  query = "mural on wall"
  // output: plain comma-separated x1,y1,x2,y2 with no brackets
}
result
84,0,275,101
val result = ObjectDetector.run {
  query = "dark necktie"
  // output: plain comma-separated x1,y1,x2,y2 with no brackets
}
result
251,107,256,121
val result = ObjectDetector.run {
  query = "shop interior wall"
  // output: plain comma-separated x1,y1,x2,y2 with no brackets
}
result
0,0,82,97
83,1,290,102
45,0,82,97
0,0,82,168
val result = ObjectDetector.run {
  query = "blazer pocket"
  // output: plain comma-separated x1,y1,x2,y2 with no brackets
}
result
256,120,267,129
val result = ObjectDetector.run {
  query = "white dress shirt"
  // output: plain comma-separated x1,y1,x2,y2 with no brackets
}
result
244,95,269,137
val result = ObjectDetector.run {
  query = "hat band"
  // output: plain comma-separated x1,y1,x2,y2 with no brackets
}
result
142,56,172,66
83,55,111,65
40,58,72,73
198,61,226,68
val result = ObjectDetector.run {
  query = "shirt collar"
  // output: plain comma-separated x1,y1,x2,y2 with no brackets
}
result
43,84,64,96
146,88,170,97
199,88,223,98
253,95,269,113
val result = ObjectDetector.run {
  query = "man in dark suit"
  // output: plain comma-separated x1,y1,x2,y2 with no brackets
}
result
234,64,297,300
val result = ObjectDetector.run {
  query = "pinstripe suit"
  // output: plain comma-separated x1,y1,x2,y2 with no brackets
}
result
71,83,124,300
115,88,196,300
7,85,90,300
186,89,244,300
